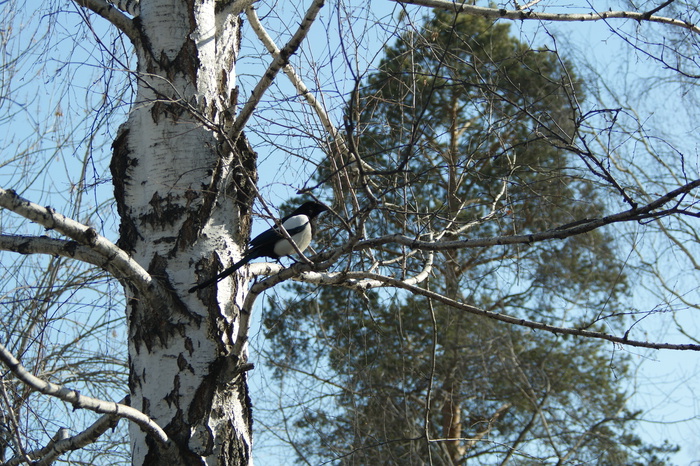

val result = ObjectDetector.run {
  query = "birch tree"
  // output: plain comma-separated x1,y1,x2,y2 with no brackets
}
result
0,0,698,465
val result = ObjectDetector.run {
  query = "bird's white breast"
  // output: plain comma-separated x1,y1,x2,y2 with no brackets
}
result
274,215,312,257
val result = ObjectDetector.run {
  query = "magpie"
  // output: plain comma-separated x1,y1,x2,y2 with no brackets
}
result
188,201,328,293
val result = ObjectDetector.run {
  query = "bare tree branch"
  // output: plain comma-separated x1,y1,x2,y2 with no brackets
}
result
391,0,700,35
232,177,700,353
317,270,700,351
245,6,351,160
238,201,700,352
0,234,120,276
0,188,168,304
230,0,326,141
0,342,169,444
72,0,139,42
0,381,30,464
354,179,700,252
642,0,676,20
237,244,698,350
245,5,374,207
297,250,434,290
4,399,126,466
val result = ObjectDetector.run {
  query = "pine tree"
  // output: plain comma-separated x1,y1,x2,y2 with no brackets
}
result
262,11,677,465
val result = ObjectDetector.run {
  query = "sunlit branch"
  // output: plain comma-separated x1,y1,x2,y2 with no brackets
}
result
326,270,699,351
516,0,544,10
392,0,700,35
0,342,169,444
230,177,700,356
245,6,351,160
355,179,700,252
0,234,118,275
450,176,509,237
230,0,326,141
4,400,127,466
72,0,139,42
245,5,373,208
0,188,167,305
240,258,700,350
301,250,434,290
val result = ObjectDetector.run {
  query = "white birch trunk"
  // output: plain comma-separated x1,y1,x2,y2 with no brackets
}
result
109,0,254,463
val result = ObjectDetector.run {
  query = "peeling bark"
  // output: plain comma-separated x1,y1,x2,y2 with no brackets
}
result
108,0,253,463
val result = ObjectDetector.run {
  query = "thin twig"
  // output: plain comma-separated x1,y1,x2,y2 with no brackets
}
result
230,0,326,141
391,0,700,35
4,399,127,466
0,342,169,444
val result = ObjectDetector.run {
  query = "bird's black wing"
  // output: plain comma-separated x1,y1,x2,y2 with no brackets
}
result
248,226,282,250
189,203,325,293
249,215,309,251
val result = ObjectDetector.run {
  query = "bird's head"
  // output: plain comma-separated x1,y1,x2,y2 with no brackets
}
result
293,201,329,218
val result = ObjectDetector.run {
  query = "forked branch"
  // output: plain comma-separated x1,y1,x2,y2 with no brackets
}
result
0,188,169,306
230,0,326,140
392,0,700,35
0,342,168,444
4,399,127,466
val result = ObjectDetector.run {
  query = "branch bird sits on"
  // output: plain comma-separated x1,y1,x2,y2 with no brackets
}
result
189,201,328,293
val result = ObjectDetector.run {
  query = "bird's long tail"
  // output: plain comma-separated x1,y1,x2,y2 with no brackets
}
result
188,254,253,293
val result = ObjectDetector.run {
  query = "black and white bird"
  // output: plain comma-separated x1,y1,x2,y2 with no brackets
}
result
188,201,328,293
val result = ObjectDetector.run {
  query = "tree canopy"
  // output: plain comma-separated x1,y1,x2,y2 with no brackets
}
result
0,1,698,464
261,11,677,464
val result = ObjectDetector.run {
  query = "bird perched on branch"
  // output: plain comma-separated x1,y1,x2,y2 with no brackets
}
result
188,201,328,293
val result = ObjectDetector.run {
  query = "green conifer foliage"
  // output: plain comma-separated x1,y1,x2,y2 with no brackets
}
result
262,11,677,465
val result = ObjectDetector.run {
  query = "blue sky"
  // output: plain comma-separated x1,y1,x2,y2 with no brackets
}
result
1,0,698,464
244,2,700,464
